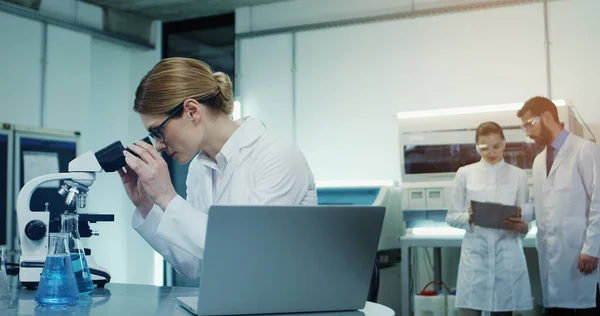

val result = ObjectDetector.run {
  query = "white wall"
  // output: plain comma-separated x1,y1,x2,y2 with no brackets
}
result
0,6,162,285
44,26,92,133
548,0,600,138
0,11,43,126
238,1,554,182
296,3,547,181
239,34,295,143
237,0,600,183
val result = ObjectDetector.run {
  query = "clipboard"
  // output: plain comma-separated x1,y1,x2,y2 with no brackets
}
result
470,200,519,229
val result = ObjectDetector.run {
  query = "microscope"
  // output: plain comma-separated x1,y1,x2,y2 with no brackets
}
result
16,137,152,290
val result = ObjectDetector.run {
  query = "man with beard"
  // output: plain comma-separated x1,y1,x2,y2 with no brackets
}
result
517,96,600,315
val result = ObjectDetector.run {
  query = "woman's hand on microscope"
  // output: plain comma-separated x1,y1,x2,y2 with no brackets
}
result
118,165,154,218
123,140,177,212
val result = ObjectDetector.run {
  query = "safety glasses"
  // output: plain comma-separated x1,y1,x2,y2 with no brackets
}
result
521,116,541,131
477,140,505,153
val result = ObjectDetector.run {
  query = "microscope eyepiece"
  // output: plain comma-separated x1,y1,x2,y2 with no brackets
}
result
94,137,153,172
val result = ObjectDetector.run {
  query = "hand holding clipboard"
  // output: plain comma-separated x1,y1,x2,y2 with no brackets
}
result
470,200,528,233
503,208,528,233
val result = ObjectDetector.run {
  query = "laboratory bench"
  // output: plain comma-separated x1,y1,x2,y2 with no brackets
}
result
0,275,395,316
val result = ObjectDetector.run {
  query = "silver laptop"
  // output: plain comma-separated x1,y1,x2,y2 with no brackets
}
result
176,205,385,316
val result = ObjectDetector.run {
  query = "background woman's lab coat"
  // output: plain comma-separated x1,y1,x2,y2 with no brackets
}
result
130,117,317,279
446,159,532,312
523,133,600,309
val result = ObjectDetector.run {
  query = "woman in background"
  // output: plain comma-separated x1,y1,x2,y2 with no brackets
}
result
446,121,532,316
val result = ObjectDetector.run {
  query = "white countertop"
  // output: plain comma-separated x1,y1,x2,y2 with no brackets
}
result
401,227,537,247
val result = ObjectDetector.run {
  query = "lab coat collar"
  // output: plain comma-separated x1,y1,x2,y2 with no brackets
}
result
479,158,505,170
219,116,265,163
551,128,569,152
196,116,265,171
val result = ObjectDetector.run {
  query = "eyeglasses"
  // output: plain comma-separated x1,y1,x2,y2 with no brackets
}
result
148,102,184,143
147,95,218,143
521,116,541,131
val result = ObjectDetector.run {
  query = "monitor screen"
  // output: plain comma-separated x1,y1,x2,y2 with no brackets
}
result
19,137,77,216
403,142,543,175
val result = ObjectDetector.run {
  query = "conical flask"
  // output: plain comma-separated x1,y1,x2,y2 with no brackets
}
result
61,213,94,296
0,246,12,306
35,233,79,306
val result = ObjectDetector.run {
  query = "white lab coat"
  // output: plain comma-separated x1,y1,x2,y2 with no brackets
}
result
521,133,600,308
446,159,532,312
131,116,318,279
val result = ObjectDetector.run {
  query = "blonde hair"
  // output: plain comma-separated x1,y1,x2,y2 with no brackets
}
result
134,57,233,115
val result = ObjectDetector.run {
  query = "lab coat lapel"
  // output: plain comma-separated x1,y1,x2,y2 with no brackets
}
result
194,154,221,206
547,134,572,179
201,167,215,207
213,117,266,203
214,154,241,202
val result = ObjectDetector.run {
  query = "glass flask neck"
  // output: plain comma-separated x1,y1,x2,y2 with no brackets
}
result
0,246,5,271
61,213,80,237
48,233,70,256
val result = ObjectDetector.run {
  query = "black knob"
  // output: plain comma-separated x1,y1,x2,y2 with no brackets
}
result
25,220,47,241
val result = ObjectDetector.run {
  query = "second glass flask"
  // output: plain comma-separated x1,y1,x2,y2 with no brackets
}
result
61,213,94,296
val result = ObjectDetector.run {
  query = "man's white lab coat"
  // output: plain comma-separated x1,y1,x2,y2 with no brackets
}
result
131,116,317,279
523,133,600,308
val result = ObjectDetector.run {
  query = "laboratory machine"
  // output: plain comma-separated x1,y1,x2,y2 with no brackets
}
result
398,100,590,223
16,137,151,289
316,180,403,314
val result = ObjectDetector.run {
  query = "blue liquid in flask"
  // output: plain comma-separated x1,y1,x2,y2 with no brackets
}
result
35,254,79,306
71,252,94,296
61,213,94,297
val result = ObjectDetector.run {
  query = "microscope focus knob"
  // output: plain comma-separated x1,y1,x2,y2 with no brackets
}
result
25,220,47,241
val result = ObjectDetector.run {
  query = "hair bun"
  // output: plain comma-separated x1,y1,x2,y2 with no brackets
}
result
213,72,233,115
